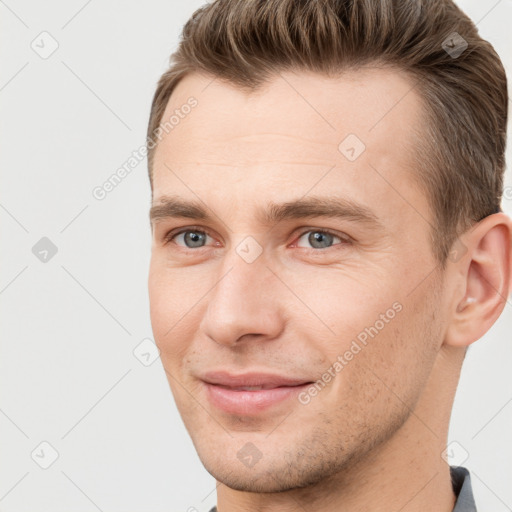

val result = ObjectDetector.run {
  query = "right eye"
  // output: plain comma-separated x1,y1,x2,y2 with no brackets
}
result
164,228,215,249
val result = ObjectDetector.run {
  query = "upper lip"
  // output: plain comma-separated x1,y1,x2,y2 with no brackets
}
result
201,371,313,389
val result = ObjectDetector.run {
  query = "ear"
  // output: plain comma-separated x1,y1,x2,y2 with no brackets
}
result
444,212,512,348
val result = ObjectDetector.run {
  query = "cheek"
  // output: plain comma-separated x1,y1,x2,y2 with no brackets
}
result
148,263,189,360
339,294,439,415
149,256,197,327
310,271,438,403
148,264,168,340
294,269,403,348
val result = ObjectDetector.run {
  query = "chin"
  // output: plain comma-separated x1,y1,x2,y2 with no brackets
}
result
195,440,350,494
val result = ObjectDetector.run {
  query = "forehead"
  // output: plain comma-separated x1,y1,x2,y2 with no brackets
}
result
151,68,430,231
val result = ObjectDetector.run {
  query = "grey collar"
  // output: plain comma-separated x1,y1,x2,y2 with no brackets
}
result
451,466,477,511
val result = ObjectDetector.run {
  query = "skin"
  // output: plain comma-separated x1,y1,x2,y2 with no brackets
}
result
148,68,512,512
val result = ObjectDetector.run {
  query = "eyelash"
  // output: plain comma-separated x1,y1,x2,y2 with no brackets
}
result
162,226,352,251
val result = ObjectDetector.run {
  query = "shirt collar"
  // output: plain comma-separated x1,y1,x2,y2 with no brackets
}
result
451,466,477,512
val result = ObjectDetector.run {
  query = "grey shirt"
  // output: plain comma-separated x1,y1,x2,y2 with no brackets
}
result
452,466,477,512
208,466,476,512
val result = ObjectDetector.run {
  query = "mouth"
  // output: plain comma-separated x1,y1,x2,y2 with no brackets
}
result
200,371,314,415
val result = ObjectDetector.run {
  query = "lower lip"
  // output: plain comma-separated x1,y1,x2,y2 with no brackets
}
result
204,382,311,415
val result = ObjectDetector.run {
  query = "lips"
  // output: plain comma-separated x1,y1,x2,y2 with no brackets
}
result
202,370,312,388
200,371,314,415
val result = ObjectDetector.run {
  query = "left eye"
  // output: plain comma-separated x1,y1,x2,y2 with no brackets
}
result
295,230,345,250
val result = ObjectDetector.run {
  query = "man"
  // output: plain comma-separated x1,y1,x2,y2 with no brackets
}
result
146,0,511,510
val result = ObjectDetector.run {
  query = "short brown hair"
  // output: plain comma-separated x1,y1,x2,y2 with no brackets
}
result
146,0,508,265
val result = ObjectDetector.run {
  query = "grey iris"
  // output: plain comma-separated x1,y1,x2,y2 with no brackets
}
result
185,231,206,248
309,232,334,249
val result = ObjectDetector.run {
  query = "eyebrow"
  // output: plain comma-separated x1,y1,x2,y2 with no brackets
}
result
149,194,383,229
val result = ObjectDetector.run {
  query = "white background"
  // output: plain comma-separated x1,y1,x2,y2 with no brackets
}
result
1,1,511,511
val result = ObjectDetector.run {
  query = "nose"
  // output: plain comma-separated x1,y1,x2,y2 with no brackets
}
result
199,249,284,347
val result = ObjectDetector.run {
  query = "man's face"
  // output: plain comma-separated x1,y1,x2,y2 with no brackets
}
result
148,68,448,491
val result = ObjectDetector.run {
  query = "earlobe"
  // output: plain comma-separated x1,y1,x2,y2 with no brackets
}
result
444,213,512,348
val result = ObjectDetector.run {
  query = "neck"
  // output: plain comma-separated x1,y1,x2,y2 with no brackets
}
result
215,345,465,512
